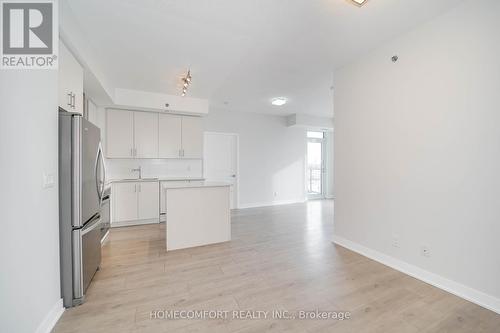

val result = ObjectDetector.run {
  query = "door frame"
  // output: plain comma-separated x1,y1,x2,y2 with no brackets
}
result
306,133,327,200
203,132,240,209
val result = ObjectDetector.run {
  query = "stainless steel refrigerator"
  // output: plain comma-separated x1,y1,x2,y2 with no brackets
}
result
59,110,105,307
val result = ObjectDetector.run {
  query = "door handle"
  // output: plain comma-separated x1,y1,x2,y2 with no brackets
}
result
81,215,101,236
95,144,103,203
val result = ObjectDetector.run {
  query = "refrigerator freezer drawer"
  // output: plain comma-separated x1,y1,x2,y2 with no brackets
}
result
72,217,102,303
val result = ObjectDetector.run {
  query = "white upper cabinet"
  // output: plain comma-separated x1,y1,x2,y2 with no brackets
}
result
159,114,182,158
106,109,134,158
134,112,158,158
181,116,203,158
58,41,84,114
106,109,203,159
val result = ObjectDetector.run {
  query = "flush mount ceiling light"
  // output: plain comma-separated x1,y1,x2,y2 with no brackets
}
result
181,69,192,97
271,97,287,106
350,0,368,6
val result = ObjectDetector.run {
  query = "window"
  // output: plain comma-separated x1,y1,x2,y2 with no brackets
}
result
306,131,326,199
307,131,324,139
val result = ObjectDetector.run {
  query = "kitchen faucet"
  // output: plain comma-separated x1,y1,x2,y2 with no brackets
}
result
131,166,142,179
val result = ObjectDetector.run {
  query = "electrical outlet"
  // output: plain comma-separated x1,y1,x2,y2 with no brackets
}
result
421,245,431,258
43,172,55,189
392,235,400,248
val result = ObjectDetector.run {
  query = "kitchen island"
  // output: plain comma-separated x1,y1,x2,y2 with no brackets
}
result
162,181,231,251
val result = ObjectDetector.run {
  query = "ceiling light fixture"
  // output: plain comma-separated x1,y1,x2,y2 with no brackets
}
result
181,69,192,97
350,0,368,6
271,97,287,106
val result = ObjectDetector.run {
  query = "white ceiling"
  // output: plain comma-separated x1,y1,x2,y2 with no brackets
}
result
66,0,463,117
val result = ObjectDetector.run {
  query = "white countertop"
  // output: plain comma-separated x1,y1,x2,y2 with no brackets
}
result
162,181,231,189
107,177,205,184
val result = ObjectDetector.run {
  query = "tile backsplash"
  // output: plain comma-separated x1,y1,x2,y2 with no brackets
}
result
105,158,203,180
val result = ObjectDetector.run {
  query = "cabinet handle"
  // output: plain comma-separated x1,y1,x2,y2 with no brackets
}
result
179,149,182,157
134,148,137,157
130,148,134,157
67,93,72,106
71,93,76,109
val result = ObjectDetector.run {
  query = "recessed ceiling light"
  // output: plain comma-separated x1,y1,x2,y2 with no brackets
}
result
351,0,368,6
271,97,287,106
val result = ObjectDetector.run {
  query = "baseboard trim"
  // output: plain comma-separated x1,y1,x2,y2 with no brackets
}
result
111,218,159,228
332,235,500,315
35,298,64,333
238,199,306,209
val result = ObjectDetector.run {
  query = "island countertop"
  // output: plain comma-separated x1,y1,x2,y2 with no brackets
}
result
161,181,231,190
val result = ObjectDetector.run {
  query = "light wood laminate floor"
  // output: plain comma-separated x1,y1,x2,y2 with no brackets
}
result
54,200,500,332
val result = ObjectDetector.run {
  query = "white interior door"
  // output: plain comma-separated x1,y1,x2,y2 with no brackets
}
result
204,132,238,209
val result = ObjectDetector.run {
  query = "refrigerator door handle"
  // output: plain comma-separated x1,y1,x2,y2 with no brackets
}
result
101,144,107,196
95,144,103,203
81,215,101,236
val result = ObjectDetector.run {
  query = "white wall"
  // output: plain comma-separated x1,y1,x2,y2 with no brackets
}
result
0,72,62,331
205,108,307,208
334,0,500,312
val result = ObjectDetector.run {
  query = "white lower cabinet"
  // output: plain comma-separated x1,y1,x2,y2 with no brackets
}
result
112,181,159,226
137,182,160,220
112,182,137,222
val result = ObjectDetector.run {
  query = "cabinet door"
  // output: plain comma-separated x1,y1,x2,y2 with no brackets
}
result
182,116,203,158
134,112,158,158
112,182,138,222
106,109,134,158
158,114,182,158
58,41,84,114
137,182,159,220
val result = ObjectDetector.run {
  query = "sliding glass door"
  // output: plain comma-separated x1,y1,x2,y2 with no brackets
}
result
307,131,326,200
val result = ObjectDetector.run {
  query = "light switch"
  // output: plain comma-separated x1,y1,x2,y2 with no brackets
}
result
43,173,55,189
